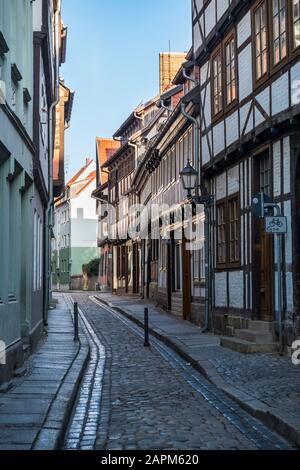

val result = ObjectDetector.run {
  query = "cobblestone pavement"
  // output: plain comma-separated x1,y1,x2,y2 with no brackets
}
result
64,293,294,451
94,292,300,441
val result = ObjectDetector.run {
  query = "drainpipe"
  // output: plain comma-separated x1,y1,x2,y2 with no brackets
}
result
182,68,197,84
180,101,210,333
128,140,139,167
134,111,143,122
160,99,172,113
180,102,199,196
44,0,61,326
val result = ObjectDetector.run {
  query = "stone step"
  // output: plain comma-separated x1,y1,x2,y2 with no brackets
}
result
172,300,183,308
172,306,182,314
221,336,278,354
235,329,274,344
172,292,183,299
14,366,27,378
248,320,274,333
22,343,30,361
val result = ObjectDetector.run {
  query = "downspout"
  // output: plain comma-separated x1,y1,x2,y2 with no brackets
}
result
44,0,61,326
67,199,71,290
134,111,143,122
180,102,199,196
180,99,210,333
128,140,139,167
182,68,197,84
160,99,172,113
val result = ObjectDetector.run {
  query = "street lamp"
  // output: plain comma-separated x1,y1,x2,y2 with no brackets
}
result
180,160,213,334
179,160,198,198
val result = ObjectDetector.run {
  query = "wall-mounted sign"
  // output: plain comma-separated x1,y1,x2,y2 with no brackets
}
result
265,216,287,234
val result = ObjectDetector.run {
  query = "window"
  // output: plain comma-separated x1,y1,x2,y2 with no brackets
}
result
171,146,176,181
254,1,268,81
11,81,17,112
225,36,236,105
217,202,227,266
228,197,239,263
179,138,184,173
252,0,300,83
293,0,300,50
217,194,240,268
117,246,121,278
183,132,189,166
212,50,223,116
259,153,271,196
33,211,43,290
272,0,287,66
151,240,159,262
211,32,237,119
193,245,205,281
188,128,193,166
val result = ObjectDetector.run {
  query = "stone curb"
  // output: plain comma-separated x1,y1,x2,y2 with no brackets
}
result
32,309,90,450
97,296,300,449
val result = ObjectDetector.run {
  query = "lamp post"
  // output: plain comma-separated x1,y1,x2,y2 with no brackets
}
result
180,161,213,333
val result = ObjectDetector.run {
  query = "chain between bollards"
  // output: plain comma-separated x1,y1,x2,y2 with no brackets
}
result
74,302,79,342
144,307,150,347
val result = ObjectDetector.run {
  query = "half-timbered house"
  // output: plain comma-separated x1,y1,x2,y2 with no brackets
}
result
193,0,300,351
132,58,207,323
101,97,163,294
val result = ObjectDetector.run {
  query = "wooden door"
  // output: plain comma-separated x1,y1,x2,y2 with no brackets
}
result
258,220,273,321
182,238,191,320
253,150,273,321
167,242,172,311
294,155,300,311
132,243,140,294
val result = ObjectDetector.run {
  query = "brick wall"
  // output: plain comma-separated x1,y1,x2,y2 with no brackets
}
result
159,52,186,94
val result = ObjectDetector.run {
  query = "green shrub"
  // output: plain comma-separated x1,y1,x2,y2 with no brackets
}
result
82,258,100,277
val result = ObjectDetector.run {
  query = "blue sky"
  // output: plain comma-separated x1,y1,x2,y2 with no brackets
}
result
61,0,192,177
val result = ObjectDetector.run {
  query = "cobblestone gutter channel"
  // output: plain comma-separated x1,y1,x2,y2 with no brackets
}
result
64,295,106,450
63,293,294,450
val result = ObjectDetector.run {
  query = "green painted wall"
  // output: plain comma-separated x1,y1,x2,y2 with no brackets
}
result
70,247,99,277
51,248,71,287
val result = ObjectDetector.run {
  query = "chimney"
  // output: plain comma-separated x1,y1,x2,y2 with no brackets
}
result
159,52,186,94
85,158,92,167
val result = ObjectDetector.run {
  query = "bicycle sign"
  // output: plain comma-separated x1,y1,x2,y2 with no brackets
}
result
265,216,287,234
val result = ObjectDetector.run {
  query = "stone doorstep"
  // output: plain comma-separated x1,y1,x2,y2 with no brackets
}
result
234,329,274,344
220,336,278,354
101,295,300,449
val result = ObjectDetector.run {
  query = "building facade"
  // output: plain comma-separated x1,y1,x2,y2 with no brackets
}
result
52,159,99,291
0,0,71,385
132,56,204,322
93,138,121,292
93,2,299,354
98,94,172,296
192,0,300,350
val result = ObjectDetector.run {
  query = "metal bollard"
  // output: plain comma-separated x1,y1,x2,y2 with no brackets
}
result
74,302,79,342
144,307,150,347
